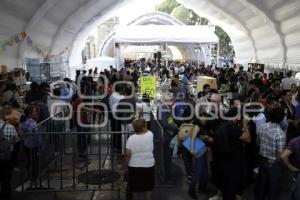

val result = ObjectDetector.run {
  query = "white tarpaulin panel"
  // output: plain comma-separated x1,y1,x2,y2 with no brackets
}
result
86,56,115,70
112,25,219,44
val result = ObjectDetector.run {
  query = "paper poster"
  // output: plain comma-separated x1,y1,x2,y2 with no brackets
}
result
197,76,217,92
140,76,157,98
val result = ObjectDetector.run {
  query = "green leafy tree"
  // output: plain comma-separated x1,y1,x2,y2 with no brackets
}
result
155,0,179,14
155,0,234,57
215,26,234,57
170,5,190,24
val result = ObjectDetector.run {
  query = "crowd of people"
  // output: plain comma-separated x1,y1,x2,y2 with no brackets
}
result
154,62,300,200
0,60,300,200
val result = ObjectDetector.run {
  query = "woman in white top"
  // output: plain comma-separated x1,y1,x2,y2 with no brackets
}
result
125,118,155,200
137,94,152,129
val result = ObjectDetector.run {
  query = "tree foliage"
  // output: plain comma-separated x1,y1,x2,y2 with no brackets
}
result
155,0,234,57
155,0,180,14
171,5,209,25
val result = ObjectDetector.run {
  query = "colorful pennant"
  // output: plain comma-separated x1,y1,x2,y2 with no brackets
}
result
0,31,69,58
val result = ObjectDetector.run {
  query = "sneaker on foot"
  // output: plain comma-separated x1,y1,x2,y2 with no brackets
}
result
208,193,222,200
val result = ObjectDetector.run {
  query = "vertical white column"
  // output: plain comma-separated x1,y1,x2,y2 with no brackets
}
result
197,45,200,68
165,42,168,69
114,43,121,70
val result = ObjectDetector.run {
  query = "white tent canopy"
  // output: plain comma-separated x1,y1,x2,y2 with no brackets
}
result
3,0,300,70
112,25,219,45
86,56,115,71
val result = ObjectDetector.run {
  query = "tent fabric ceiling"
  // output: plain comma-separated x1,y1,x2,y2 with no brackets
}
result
112,25,219,44
1,0,300,69
97,11,201,62
99,11,186,57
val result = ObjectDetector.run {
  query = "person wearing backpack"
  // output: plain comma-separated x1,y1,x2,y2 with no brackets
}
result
212,107,251,200
187,112,214,199
159,94,178,183
178,108,195,184
0,107,19,200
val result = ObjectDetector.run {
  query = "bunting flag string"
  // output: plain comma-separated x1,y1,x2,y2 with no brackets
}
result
0,31,69,58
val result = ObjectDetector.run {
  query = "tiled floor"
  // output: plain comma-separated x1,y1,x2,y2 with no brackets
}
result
10,130,293,200
12,157,294,200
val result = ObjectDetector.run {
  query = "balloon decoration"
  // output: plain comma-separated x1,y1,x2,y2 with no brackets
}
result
0,31,69,58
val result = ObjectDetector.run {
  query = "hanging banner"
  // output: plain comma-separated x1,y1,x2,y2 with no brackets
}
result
0,31,69,59
140,76,157,98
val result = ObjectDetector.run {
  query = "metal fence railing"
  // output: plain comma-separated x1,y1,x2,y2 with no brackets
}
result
13,110,166,199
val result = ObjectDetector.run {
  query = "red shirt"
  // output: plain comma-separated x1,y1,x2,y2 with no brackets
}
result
72,97,88,126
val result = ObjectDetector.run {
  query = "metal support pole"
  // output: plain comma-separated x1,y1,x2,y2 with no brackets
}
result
197,45,200,68
217,43,220,67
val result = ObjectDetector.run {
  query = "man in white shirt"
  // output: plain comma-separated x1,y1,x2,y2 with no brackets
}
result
282,71,297,90
109,84,124,150
109,85,124,113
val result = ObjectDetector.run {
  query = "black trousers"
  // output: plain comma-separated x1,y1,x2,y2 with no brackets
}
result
255,159,283,200
0,160,12,200
111,117,121,149
216,160,245,200
163,132,173,180
25,147,40,184
77,126,91,155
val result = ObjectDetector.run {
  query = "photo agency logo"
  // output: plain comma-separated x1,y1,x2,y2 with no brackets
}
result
49,78,138,128
49,77,265,127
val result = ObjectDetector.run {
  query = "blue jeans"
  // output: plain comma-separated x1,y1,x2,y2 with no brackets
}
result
190,152,208,191
181,147,193,177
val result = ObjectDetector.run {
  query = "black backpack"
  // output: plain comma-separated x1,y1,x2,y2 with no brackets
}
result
0,123,11,160
10,92,20,108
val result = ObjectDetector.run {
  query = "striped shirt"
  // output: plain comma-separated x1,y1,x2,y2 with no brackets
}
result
0,121,19,144
257,122,286,161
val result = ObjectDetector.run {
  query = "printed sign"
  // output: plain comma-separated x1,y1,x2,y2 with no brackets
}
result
197,76,217,92
140,76,157,98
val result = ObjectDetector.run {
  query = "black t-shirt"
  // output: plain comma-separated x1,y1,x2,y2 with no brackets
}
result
213,121,245,161
193,119,210,136
280,100,295,120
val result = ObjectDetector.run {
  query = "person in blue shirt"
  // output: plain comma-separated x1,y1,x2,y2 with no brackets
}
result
159,94,178,182
255,94,288,131
295,94,300,119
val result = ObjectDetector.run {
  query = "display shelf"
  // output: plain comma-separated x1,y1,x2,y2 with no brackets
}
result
0,67,27,95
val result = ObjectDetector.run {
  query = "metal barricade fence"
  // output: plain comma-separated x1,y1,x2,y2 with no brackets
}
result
18,131,130,199
150,112,166,184
14,110,166,199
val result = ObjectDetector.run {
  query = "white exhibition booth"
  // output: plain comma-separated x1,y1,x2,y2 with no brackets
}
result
111,25,219,68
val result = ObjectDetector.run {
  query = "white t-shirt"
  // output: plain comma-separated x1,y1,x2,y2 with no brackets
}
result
282,77,297,90
109,92,124,112
126,131,155,168
136,102,152,122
